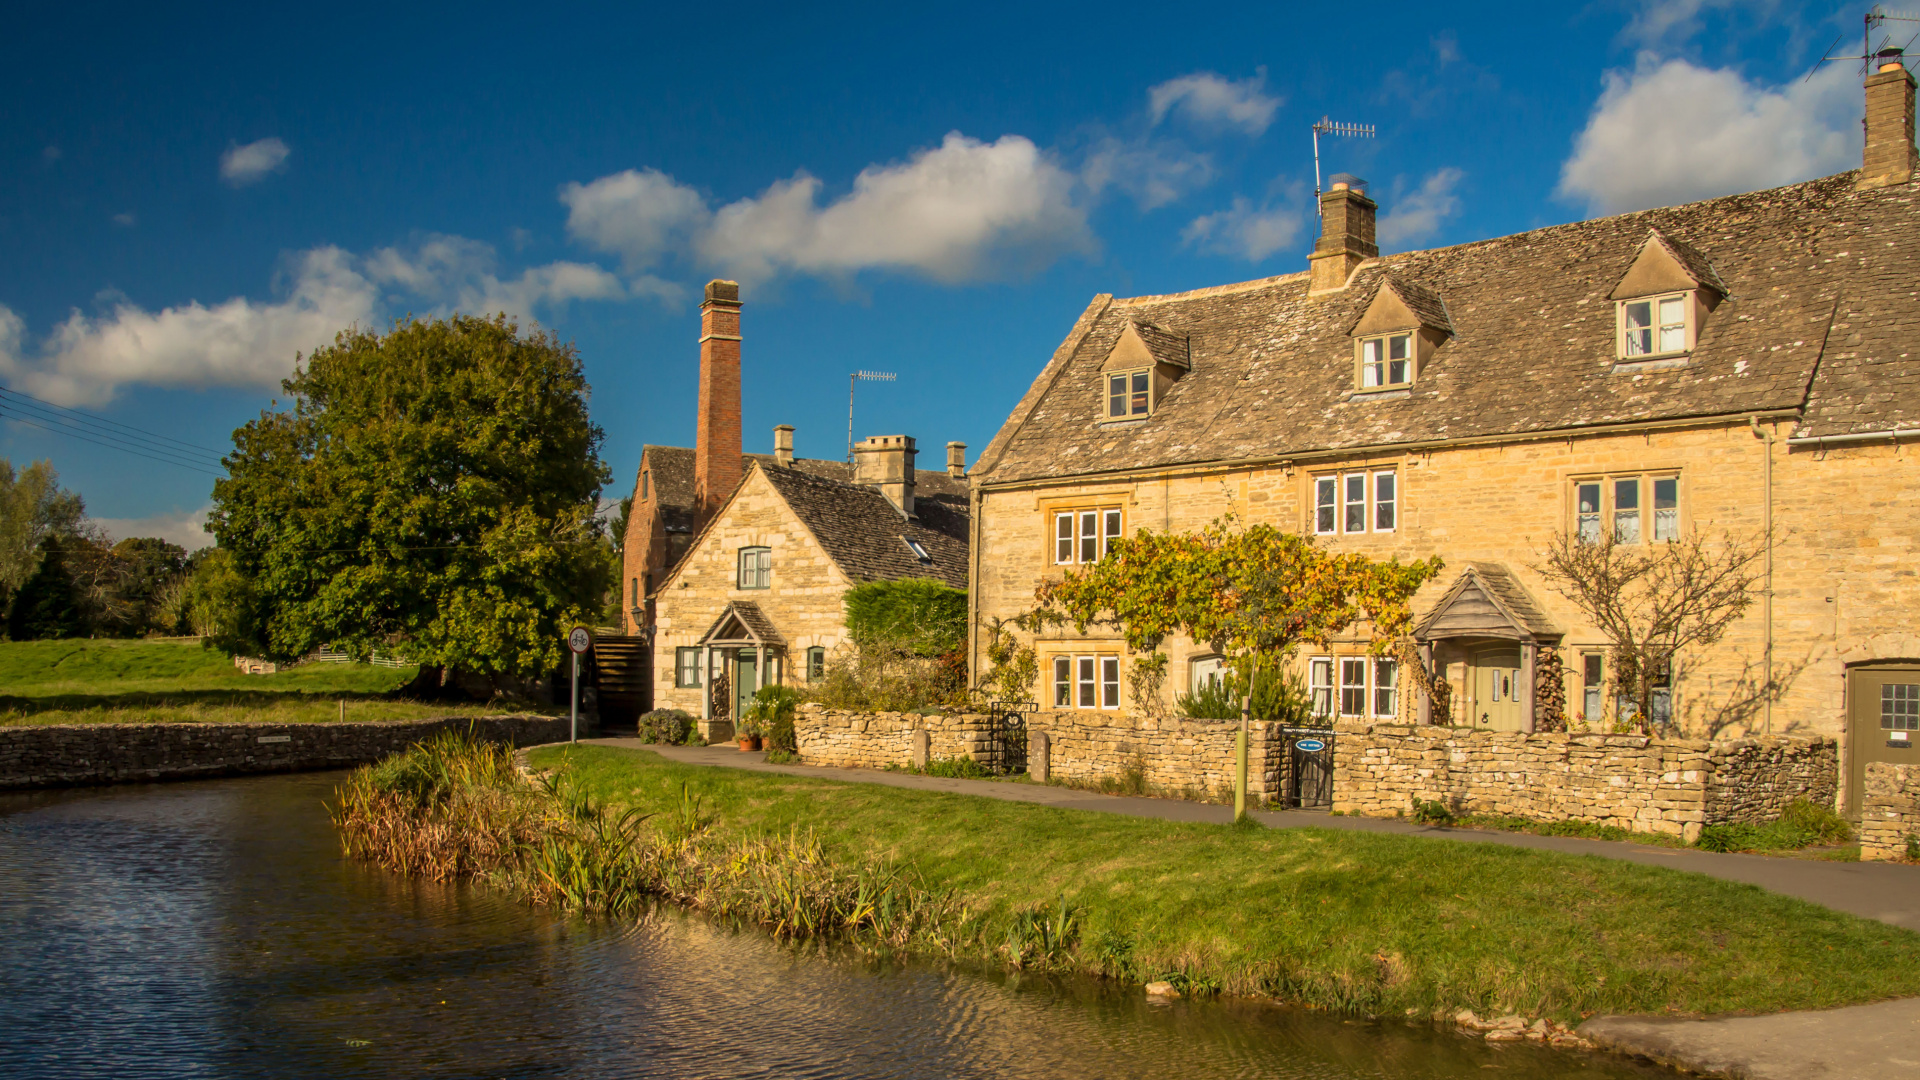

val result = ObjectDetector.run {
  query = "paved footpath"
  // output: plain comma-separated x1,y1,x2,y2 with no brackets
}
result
567,738,1920,1079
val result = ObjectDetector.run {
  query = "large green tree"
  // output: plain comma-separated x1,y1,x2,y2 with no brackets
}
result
7,536,85,640
0,458,86,597
210,315,611,687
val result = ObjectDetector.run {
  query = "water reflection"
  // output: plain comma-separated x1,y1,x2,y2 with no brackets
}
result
0,773,1674,1079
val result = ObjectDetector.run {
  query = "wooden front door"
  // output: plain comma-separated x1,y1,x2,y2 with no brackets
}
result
1848,664,1920,815
1471,646,1524,731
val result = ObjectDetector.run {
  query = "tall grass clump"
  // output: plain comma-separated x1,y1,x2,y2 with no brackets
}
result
1696,798,1855,853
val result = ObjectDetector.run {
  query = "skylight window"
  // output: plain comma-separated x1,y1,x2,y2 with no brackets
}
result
902,536,931,562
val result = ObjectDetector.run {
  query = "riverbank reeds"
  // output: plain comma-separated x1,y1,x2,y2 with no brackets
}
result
336,738,1920,1026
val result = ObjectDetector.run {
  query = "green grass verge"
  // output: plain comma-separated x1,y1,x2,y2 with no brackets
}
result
0,638,549,725
529,743,1920,1021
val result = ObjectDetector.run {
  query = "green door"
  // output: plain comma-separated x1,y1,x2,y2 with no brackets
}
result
1470,646,1524,731
735,652,758,721
1849,664,1920,815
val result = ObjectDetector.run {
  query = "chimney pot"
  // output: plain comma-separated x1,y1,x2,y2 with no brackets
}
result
1860,59,1917,189
946,441,967,479
773,425,794,467
854,434,916,517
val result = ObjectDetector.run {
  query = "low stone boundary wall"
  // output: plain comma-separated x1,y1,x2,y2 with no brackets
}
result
1861,762,1919,862
0,715,572,789
1332,723,1836,840
794,705,1291,802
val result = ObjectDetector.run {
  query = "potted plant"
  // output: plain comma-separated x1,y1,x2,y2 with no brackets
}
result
734,714,765,751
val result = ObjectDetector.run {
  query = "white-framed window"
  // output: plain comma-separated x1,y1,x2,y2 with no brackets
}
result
1339,657,1368,717
806,646,826,681
1106,369,1152,419
1574,474,1680,545
1309,658,1334,720
1315,470,1399,535
1190,656,1226,693
1373,658,1399,718
1053,654,1121,710
1052,507,1123,564
737,546,771,589
1620,293,1688,358
1358,332,1414,389
1581,653,1604,721
675,647,701,688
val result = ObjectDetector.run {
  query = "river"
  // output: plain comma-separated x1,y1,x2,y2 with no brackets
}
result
0,771,1676,1079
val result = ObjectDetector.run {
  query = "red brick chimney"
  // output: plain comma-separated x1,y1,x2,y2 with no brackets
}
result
1861,50,1917,190
694,279,743,523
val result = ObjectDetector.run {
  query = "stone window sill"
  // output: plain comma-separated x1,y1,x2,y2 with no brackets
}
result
1343,388,1412,402
1613,353,1692,374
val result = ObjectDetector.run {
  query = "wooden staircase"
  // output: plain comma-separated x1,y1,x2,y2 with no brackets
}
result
590,634,651,725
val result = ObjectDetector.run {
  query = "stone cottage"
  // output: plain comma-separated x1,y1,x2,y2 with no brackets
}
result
965,58,1920,815
621,280,968,730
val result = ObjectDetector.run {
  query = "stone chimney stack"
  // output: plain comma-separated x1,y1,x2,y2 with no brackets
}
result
1308,177,1378,294
772,425,794,467
854,434,916,518
1861,50,1917,190
694,280,743,523
945,441,967,479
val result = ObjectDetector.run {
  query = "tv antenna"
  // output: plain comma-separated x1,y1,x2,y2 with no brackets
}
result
1805,7,1920,81
1312,117,1375,225
846,369,896,463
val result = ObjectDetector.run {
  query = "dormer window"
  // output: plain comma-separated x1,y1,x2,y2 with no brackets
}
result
1358,333,1413,389
1620,293,1689,358
1106,370,1151,418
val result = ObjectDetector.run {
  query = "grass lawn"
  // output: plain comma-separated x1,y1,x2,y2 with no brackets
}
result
528,742,1920,1022
0,638,550,725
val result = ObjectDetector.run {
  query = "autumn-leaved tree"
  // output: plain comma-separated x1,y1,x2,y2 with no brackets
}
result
210,315,611,694
1037,515,1443,698
1535,529,1764,734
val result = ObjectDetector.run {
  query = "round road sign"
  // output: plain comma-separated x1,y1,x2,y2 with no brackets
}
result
567,626,593,655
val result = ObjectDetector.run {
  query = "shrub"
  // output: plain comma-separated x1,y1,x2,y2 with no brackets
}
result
1411,799,1454,825
923,756,991,779
843,578,967,658
1176,663,1318,725
636,709,694,745
746,685,804,752
805,648,965,712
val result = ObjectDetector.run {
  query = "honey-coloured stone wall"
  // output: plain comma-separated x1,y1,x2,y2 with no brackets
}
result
1861,762,1919,861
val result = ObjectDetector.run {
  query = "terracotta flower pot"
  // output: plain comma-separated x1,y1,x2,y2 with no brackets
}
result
737,737,752,751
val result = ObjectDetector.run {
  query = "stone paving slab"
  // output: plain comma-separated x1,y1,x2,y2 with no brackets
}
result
1581,998,1920,1079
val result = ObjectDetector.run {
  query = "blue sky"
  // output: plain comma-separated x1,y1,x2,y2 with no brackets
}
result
0,1,1882,548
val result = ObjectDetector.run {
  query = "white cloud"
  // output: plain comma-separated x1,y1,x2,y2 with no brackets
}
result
1081,136,1215,210
1558,56,1857,216
560,168,709,270
1620,0,1771,47
220,137,291,186
1378,167,1465,249
1148,70,1281,135
566,133,1091,285
0,237,634,407
94,505,213,552
1182,195,1304,261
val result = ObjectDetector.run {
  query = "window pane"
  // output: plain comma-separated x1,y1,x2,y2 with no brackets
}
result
807,647,825,680
1614,478,1641,544
1079,511,1097,563
1884,684,1920,731
1310,658,1334,719
1078,656,1096,708
1192,657,1224,692
1389,334,1411,360
1576,482,1602,543
1108,374,1127,418
1130,371,1150,415
1658,296,1686,352
1653,477,1679,541
1361,339,1382,387
1102,657,1120,708
1316,478,1336,533
1374,658,1398,717
1625,301,1652,328
1103,509,1122,557
1340,658,1367,716
1374,471,1396,531
1623,301,1653,356
1054,657,1072,707
1345,474,1367,533
1388,359,1409,384
1056,513,1073,564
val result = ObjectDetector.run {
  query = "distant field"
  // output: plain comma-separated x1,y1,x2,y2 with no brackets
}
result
0,638,551,726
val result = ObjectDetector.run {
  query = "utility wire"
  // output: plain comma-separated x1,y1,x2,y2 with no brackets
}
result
0,390,227,473
0,410,226,477
0,385,226,457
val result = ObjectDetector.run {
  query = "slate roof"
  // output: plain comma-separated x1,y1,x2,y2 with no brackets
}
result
699,600,784,646
1131,320,1192,369
637,445,965,521
1369,276,1453,335
977,171,1920,484
759,464,970,590
1647,229,1730,296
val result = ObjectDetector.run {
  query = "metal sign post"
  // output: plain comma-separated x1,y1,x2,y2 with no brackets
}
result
567,626,593,743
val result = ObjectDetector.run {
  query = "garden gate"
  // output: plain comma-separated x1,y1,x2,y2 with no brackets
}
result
982,700,1036,775
1277,728,1336,809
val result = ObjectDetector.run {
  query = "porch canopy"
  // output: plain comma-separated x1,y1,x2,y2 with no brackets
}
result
1411,562,1561,730
695,601,786,721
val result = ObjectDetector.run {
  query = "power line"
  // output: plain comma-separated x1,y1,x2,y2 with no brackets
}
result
0,385,226,457
0,410,226,477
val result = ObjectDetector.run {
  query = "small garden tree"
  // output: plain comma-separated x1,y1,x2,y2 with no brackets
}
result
1534,529,1765,734
1036,515,1442,817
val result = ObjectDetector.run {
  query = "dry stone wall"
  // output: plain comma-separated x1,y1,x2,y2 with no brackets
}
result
0,715,572,789
794,705,996,769
1332,722,1836,840
1861,762,1919,862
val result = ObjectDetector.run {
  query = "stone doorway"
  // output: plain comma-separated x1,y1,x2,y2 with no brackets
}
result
1848,662,1920,817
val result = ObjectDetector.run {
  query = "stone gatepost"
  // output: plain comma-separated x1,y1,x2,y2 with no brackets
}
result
1031,730,1050,783
911,728,930,771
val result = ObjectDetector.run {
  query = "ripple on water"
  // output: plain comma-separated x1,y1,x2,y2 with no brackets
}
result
0,772,1675,1080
